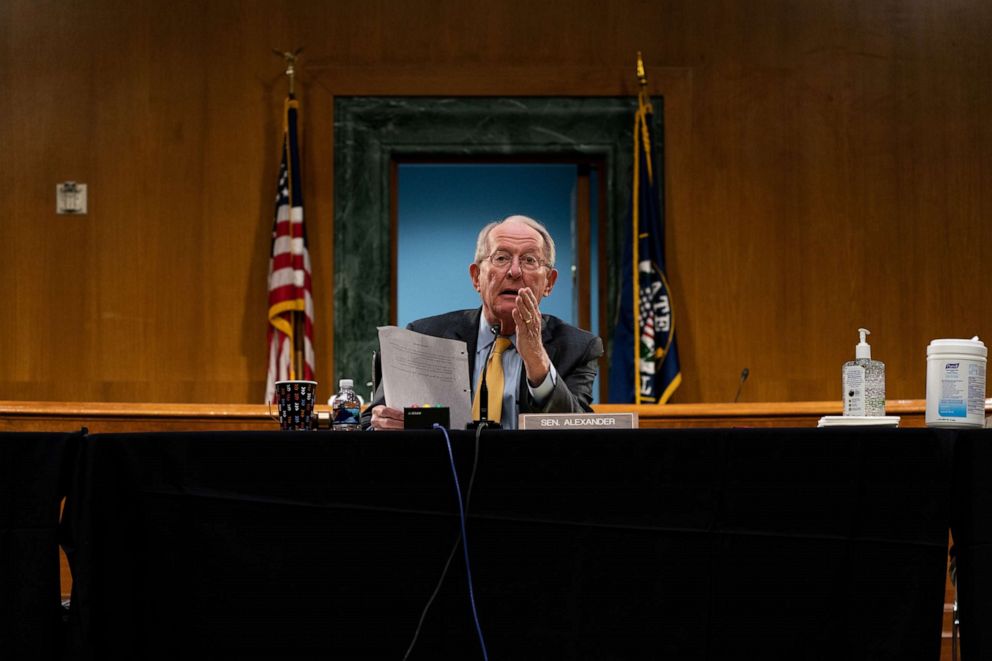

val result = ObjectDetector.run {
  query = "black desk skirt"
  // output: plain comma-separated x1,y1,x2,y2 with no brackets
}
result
0,431,80,661
951,429,992,660
60,428,956,660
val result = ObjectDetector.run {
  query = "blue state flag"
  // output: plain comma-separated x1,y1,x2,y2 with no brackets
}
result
609,91,682,404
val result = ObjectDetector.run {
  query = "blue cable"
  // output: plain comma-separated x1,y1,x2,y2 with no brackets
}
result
434,423,490,661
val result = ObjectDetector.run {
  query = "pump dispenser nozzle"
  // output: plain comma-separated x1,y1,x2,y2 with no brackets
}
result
856,328,872,360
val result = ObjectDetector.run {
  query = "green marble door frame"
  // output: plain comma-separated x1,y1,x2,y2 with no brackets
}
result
332,96,664,387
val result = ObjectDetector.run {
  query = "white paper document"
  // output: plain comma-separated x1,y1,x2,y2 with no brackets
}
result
377,326,472,430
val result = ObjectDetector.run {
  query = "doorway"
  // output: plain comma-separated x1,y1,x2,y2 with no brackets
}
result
333,96,663,399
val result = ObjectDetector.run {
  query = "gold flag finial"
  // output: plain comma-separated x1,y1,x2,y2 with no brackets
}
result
636,51,648,88
273,47,304,96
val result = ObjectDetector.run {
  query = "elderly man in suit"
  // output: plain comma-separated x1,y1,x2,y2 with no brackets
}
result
366,214,603,430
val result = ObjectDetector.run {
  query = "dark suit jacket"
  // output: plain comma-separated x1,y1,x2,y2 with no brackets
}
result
362,308,604,427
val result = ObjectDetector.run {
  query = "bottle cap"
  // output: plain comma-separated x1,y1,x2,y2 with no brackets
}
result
856,328,871,360
339,378,354,389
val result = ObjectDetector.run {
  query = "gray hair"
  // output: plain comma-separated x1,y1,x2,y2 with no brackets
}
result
473,215,556,268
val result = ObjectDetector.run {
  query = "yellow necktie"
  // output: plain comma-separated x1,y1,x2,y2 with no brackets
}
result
472,337,512,422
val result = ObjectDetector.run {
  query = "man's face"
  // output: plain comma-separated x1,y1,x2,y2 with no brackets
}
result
469,221,558,332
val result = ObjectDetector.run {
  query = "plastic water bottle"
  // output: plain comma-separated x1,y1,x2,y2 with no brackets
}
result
329,379,362,431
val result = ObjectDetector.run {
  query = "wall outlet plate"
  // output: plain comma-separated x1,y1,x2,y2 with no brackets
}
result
57,182,87,214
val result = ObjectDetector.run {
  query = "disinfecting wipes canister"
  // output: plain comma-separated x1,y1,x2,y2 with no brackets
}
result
926,338,987,428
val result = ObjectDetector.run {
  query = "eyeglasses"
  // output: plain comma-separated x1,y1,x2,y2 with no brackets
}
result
486,250,550,272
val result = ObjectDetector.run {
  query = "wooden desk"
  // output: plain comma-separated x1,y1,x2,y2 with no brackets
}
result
0,398,939,433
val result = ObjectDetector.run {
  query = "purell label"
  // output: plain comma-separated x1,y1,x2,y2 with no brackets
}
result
937,361,986,418
843,365,866,416
938,362,967,417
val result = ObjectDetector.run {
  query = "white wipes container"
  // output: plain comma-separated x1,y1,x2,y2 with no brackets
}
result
925,338,987,428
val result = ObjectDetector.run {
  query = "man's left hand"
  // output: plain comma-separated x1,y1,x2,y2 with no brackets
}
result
512,287,551,386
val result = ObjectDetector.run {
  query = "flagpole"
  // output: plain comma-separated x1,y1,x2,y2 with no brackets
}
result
273,47,304,97
266,47,315,399
275,48,304,379
632,52,647,404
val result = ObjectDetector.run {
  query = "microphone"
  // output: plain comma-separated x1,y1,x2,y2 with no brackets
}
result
733,367,749,403
370,350,381,400
468,324,502,429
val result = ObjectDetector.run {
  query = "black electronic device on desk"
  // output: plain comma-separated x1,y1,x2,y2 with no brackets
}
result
404,406,450,429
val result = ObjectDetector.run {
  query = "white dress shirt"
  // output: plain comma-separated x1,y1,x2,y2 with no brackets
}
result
473,317,556,429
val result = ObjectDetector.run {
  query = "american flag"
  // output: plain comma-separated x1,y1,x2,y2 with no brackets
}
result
265,96,314,403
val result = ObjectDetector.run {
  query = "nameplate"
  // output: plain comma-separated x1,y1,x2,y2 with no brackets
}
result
518,412,638,430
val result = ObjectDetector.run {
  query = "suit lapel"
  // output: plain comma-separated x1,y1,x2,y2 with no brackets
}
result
458,308,483,377
541,314,555,362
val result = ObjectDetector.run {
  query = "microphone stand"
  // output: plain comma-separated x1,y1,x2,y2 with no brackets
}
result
734,367,750,403
467,324,503,430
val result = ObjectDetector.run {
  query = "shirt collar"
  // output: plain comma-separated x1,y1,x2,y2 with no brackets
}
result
476,315,515,353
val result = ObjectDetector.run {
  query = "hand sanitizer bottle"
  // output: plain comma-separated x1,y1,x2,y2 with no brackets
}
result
842,328,886,417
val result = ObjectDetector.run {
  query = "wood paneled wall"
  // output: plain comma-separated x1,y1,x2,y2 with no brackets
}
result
1,0,989,404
